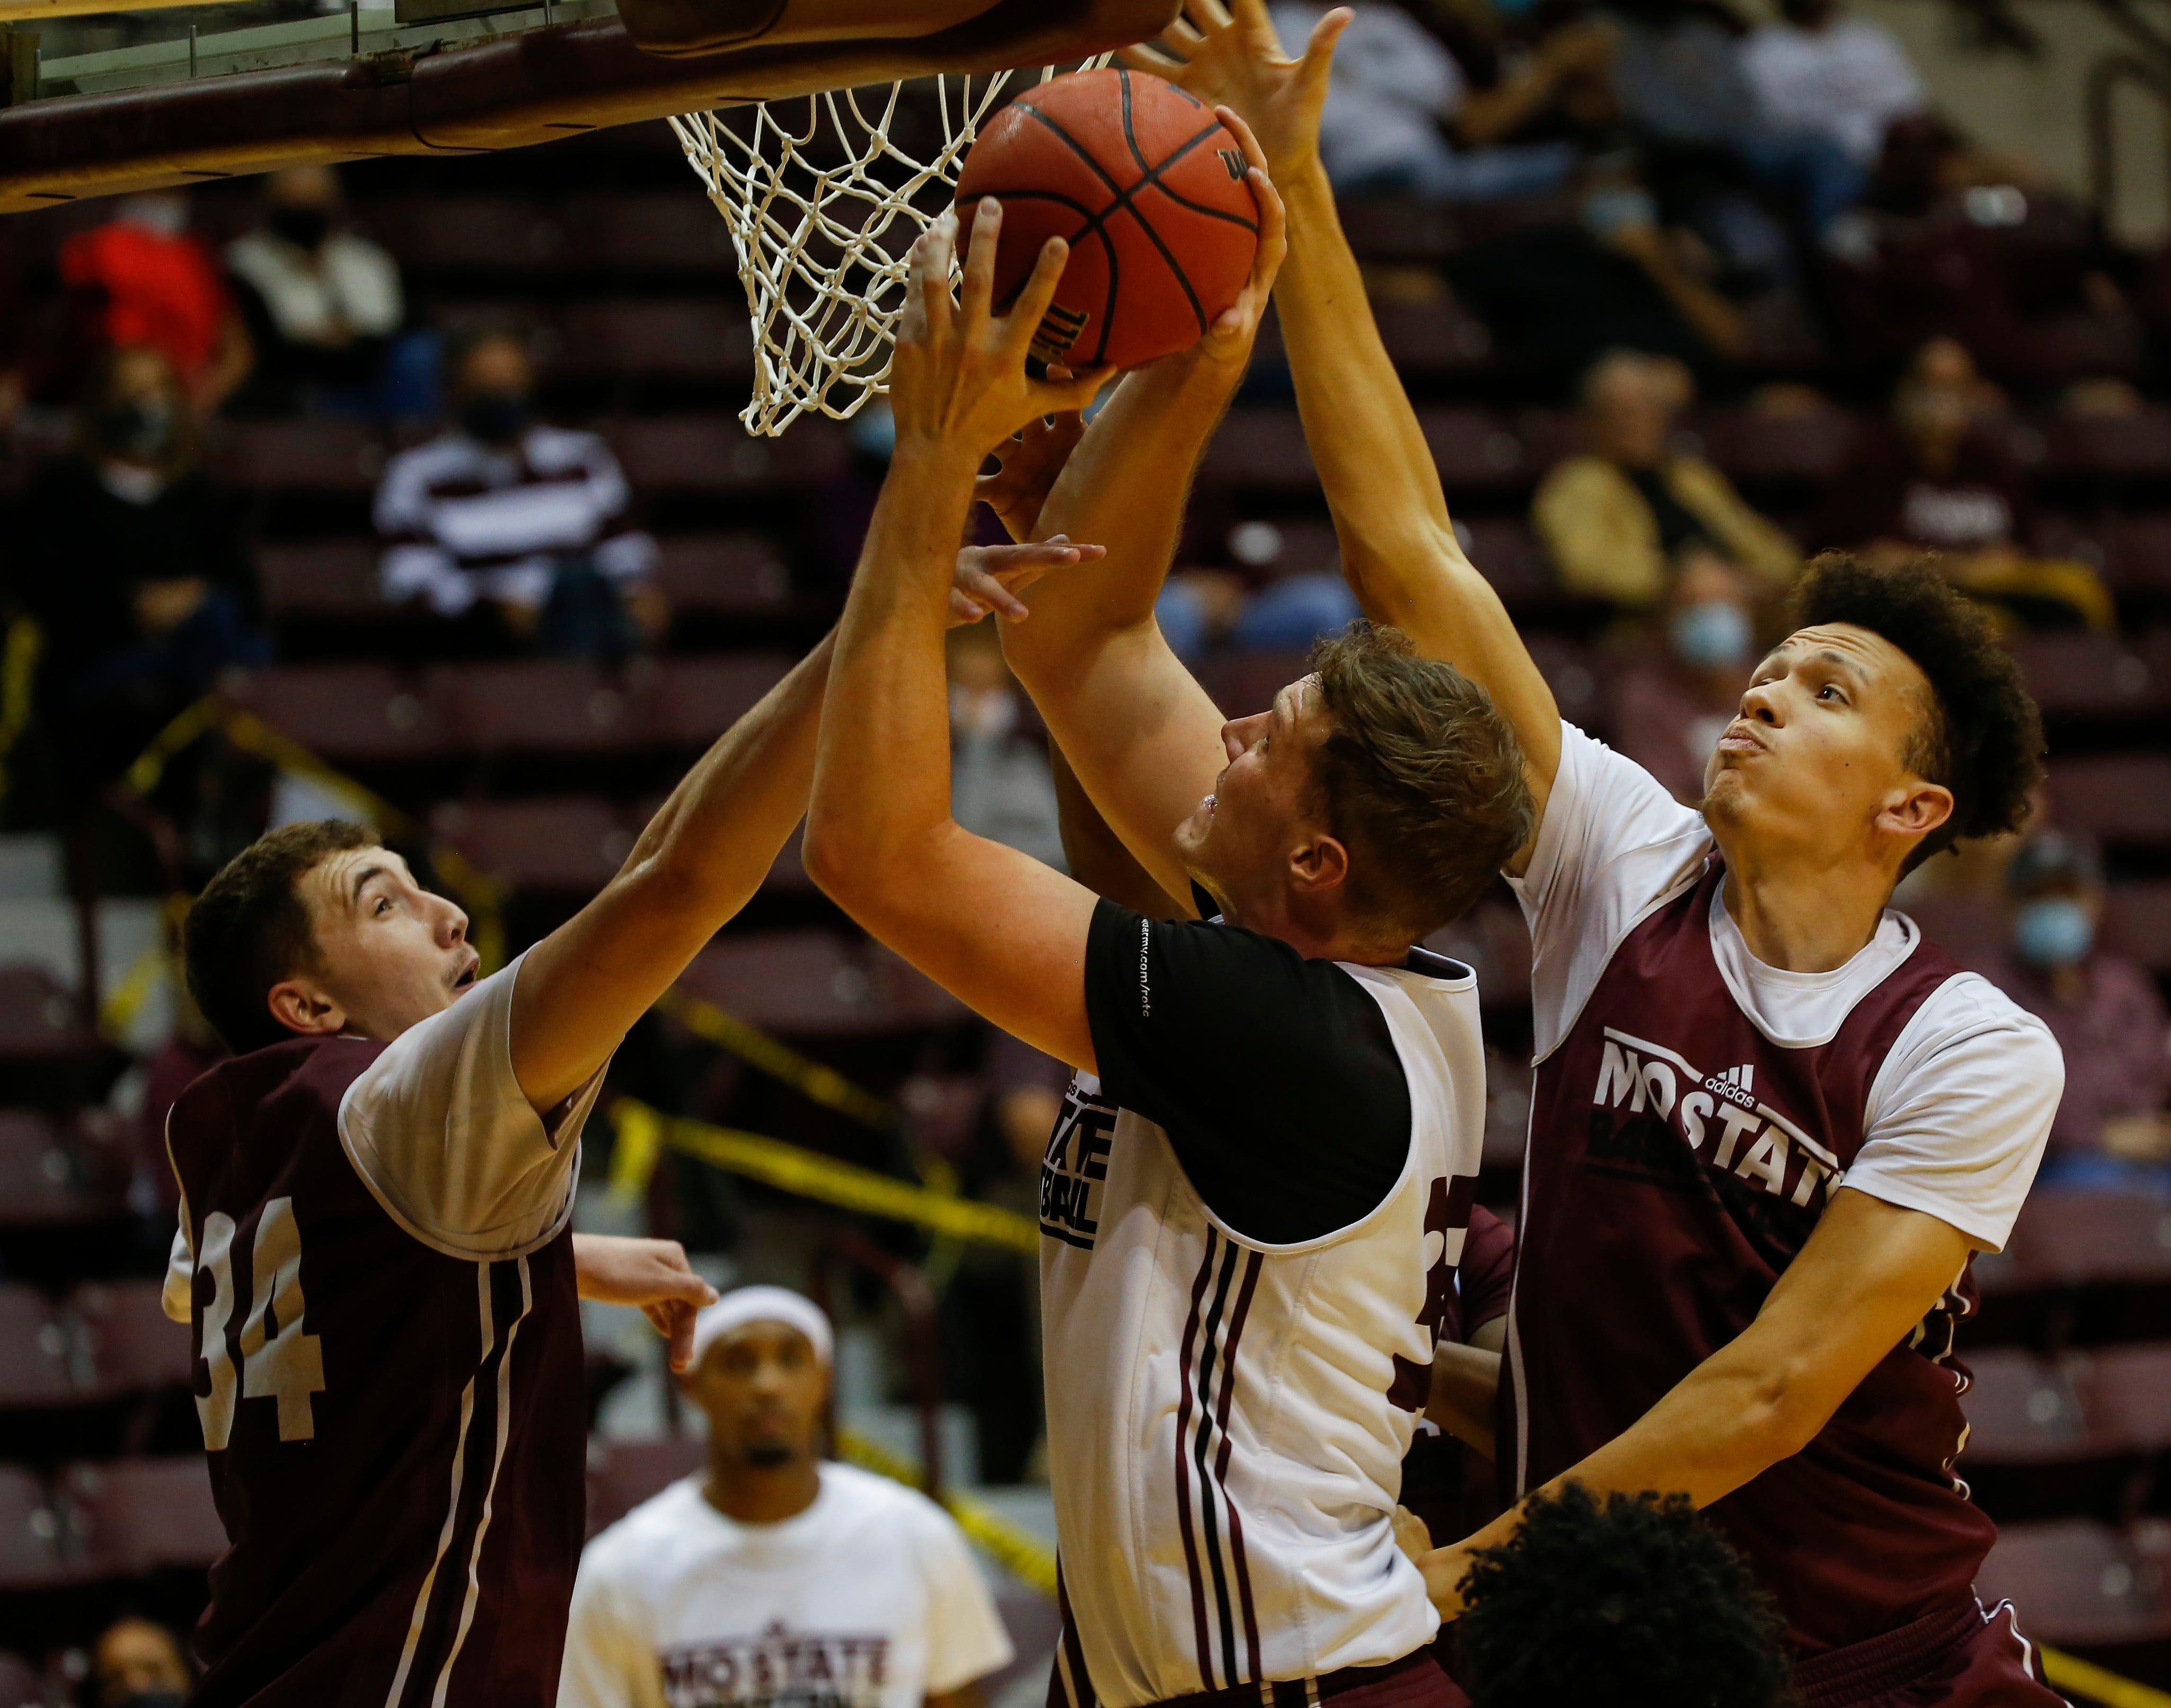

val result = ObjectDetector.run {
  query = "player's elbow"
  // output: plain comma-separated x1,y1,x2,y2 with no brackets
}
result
801,809,901,911
1733,1357,1830,1462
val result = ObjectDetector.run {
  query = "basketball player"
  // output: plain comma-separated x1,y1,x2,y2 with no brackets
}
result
801,176,1531,1708
560,1286,1013,1708
162,539,1089,1708
1133,5,2066,1699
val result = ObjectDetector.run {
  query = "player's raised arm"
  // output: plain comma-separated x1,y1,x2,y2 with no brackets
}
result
1128,0,1563,849
990,110,1287,907
803,203,1114,1069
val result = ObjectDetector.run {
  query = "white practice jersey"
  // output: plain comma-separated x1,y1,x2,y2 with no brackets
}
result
1043,925,1486,1708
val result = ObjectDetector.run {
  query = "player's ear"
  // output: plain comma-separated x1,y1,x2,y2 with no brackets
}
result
1875,777,1953,846
1287,831,1350,895
267,977,346,1039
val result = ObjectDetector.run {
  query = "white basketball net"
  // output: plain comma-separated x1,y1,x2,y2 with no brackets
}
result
670,60,1110,437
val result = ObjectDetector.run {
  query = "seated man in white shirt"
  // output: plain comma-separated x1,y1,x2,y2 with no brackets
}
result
1741,0,1929,171
561,1288,1014,1708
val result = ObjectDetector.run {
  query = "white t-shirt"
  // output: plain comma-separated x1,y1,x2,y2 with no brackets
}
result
559,1463,1014,1708
1271,3,1466,185
1506,722,2061,1252
1741,16,1927,166
163,951,594,1316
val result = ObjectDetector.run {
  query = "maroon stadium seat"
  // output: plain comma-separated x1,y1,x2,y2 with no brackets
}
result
2043,410,2171,481
1418,408,1525,494
1691,408,1857,486
1457,517,1556,608
225,665,448,764
0,1287,78,1408
0,1652,42,1707
651,535,792,616
2087,1343,2171,1453
0,1467,68,1590
428,799,632,895
426,661,640,756
1958,1349,2093,1463
2098,516,2171,596
642,656,795,748
1425,895,1533,1010
1512,409,1583,475
2009,632,2166,719
367,195,571,274
1898,893,2005,975
677,932,963,1037
70,1281,193,1398
0,1111,116,1228
1193,651,1310,720
1199,409,1314,491
205,420,385,493
586,1435,705,1537
255,541,384,621
1372,300,1492,379
2045,755,2171,850
1976,1519,2171,1645
0,967,97,1062
2102,882,2171,975
554,301,753,383
1523,635,1611,734
560,192,738,276
607,416,849,495
1226,517,1340,577
1998,1190,2171,1289
63,1457,226,1576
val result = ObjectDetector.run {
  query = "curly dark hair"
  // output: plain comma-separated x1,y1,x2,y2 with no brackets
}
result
1790,554,2044,874
1460,1484,1792,1708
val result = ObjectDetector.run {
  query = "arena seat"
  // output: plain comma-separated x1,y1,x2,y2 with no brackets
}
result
0,1652,41,1707
2009,632,2167,719
0,1467,68,1590
559,192,738,276
2043,410,2171,482
2086,1343,2171,1453
366,194,572,275
1523,634,1610,734
69,1281,193,1399
554,301,754,383
676,932,963,1037
1511,409,1582,475
428,798,633,895
0,1288,77,1409
1457,516,1556,608
1226,516,1340,577
1958,1349,2094,1463
204,420,385,494
254,541,385,621
1372,299,1492,379
1896,892,2004,974
1192,651,1309,720
2103,882,2171,974
1198,409,1315,491
1976,1519,2171,1645
651,535,793,616
2045,755,2171,851
225,665,448,764
63,1457,225,1576
2096,515,2171,597
606,415,849,495
642,655,796,748
1997,1190,2171,1289
0,1111,115,1228
1336,198,1460,264
0,967,97,1064
586,1435,705,1537
1417,408,1525,495
1425,895,1533,1010
1690,408,1857,487
427,660,641,756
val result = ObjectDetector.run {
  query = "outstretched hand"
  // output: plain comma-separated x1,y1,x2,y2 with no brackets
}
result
892,202,1113,464
570,1233,719,1374
949,536,1105,623
1123,0,1349,182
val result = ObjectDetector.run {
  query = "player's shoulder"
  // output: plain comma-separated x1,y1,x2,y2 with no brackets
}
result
1893,967,2063,1077
819,1462,970,1548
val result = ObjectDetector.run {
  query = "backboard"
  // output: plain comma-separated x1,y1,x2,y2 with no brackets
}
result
0,0,1175,212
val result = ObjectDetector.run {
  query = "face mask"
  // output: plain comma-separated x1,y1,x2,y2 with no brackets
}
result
268,206,333,250
460,391,528,446
1669,600,1753,670
2013,897,2093,969
95,397,176,461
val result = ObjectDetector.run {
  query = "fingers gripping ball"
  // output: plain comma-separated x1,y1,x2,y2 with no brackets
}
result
954,68,1261,370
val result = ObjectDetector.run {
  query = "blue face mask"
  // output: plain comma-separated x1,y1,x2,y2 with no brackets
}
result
1669,600,1753,671
2013,897,2094,968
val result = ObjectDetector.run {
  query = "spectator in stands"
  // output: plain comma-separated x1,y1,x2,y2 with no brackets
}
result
1741,0,1928,172
947,619,1065,870
1267,2,1578,201
1989,831,2171,1180
1816,338,2113,631
10,345,264,802
1532,349,1799,609
1611,553,1761,802
93,1615,191,1707
225,165,435,421
57,192,252,414
375,330,665,659
560,1288,1013,1708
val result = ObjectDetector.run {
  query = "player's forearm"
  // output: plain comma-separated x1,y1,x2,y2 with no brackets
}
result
804,443,979,903
1425,1342,1503,1459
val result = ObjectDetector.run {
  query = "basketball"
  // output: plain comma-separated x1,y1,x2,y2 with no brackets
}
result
952,67,1261,371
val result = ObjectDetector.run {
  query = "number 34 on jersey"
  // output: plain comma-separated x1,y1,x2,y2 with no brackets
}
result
195,1197,326,1449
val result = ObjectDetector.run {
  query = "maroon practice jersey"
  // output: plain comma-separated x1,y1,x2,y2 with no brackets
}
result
166,1036,585,1707
1506,857,1997,1659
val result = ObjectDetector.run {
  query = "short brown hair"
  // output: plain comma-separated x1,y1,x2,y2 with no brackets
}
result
1308,625,1533,945
184,820,375,1055
1790,555,2044,874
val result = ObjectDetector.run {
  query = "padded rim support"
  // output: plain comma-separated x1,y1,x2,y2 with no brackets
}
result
0,0,1176,213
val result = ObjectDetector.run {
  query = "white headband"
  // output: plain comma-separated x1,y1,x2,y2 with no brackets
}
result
688,1286,833,1371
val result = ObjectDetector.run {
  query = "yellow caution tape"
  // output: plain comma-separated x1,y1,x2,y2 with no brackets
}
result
835,1425,1057,1597
656,987,895,1131
613,1100,1039,1254
2042,1647,2171,1708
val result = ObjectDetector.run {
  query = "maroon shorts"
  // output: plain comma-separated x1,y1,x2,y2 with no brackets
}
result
1793,1597,2068,1708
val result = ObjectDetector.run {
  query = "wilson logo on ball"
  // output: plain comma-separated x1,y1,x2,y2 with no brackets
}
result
1031,303,1091,364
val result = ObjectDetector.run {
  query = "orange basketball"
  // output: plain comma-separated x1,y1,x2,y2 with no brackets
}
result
953,67,1261,371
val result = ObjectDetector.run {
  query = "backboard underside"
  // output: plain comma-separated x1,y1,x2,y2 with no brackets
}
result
0,0,1176,213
